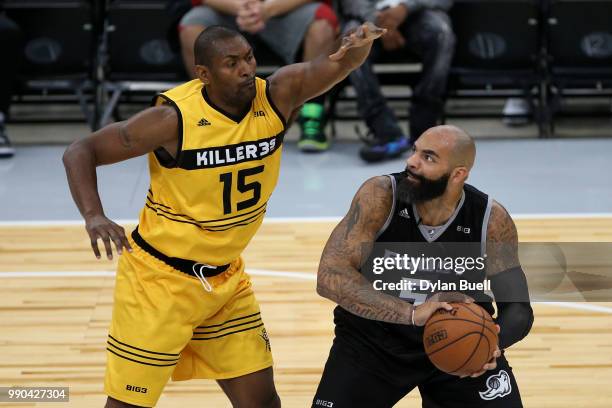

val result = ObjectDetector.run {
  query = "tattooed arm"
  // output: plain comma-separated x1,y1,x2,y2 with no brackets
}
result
316,176,453,325
62,105,178,260
486,201,534,349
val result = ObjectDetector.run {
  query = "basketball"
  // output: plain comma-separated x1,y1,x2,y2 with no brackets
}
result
423,302,498,377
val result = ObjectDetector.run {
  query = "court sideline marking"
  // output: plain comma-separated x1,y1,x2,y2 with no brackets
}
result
1,212,612,227
0,269,611,315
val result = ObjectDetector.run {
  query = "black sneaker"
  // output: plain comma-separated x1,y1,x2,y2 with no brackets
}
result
358,128,411,163
0,124,15,158
297,103,329,152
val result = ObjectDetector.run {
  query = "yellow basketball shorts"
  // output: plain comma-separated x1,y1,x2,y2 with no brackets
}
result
104,238,273,407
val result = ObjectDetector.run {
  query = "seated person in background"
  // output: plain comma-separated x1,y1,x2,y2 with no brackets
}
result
179,0,339,152
337,0,455,162
0,13,22,158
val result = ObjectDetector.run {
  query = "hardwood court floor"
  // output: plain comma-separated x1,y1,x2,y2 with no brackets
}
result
1,218,611,407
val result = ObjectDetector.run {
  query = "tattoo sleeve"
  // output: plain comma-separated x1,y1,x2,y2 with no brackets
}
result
485,201,520,277
316,176,415,325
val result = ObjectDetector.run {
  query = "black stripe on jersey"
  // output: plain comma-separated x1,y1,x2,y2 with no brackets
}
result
107,340,180,362
203,209,266,230
178,132,284,170
194,317,263,335
146,196,200,223
202,216,266,232
147,194,173,211
192,323,264,341
197,312,261,329
145,203,204,229
146,195,267,226
144,203,266,231
108,334,180,356
106,348,178,367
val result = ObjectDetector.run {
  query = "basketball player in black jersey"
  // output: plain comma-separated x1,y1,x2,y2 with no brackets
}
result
313,125,534,407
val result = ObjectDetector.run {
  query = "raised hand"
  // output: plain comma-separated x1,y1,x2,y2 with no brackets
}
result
329,22,387,62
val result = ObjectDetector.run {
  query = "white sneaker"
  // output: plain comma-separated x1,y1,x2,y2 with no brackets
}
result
0,124,15,158
503,97,532,126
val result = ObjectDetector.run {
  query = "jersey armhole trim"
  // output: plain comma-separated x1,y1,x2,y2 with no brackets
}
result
375,175,397,240
265,79,288,130
481,195,493,257
152,94,184,169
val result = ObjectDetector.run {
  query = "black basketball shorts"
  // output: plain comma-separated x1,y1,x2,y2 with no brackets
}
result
312,338,523,408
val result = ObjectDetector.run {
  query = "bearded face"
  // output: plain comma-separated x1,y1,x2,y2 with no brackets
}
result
397,168,450,204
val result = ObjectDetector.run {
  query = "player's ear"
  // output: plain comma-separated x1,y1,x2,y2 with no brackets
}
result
451,166,469,183
195,65,211,86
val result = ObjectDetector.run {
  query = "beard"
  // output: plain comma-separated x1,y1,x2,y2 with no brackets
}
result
397,169,450,204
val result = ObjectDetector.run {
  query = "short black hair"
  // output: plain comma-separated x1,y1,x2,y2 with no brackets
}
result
194,26,245,66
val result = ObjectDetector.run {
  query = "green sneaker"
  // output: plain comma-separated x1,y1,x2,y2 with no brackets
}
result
298,103,329,152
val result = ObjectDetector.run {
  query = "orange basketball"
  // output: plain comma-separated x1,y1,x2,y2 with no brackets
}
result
423,302,498,377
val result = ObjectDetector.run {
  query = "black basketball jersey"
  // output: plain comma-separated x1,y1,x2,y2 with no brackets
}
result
334,172,495,348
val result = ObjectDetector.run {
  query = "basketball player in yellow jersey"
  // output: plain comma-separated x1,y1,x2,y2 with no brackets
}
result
63,23,386,408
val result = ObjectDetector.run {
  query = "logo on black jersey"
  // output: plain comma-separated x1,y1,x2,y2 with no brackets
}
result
456,225,471,234
254,110,266,118
479,370,512,400
197,118,211,126
399,208,411,219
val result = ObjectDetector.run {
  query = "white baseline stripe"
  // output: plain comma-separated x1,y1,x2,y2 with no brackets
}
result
1,269,611,315
1,213,612,227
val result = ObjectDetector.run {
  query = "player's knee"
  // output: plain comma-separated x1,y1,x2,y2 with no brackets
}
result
307,4,339,38
232,391,280,408
179,24,205,50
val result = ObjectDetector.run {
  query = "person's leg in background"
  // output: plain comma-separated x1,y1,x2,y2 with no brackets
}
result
0,14,22,158
401,9,455,143
344,19,410,162
503,97,532,126
293,2,338,152
178,5,240,78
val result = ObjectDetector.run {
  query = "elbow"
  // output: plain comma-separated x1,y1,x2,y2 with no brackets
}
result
62,139,93,168
316,268,335,301
63,139,81,165
62,142,77,168
315,275,329,299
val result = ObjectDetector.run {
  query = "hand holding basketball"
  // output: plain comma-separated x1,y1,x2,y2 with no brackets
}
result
412,292,474,326
423,302,499,377
461,325,501,378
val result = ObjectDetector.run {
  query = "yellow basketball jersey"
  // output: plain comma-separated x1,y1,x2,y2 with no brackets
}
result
137,77,286,265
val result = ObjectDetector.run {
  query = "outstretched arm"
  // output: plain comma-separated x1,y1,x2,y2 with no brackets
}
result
316,176,454,325
62,105,179,260
267,22,386,121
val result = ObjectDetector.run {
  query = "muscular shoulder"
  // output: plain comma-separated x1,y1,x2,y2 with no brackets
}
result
487,200,517,244
266,63,307,121
486,200,519,274
351,175,394,230
120,105,179,151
